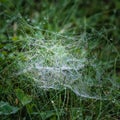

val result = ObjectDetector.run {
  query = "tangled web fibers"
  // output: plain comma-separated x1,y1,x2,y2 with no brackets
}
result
16,32,118,101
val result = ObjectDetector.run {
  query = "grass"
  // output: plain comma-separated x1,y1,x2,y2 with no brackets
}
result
0,0,120,120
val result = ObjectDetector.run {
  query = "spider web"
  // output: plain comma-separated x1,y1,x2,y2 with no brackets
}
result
16,32,112,100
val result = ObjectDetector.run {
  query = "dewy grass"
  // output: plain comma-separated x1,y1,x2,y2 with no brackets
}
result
1,1,120,119
1,17,120,120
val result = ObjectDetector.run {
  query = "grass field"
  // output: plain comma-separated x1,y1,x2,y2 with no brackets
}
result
0,0,120,120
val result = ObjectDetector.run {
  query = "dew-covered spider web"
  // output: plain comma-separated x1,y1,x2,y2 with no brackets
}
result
16,30,118,101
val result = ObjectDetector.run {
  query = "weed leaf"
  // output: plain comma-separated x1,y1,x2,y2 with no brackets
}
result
15,89,32,106
0,101,19,115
